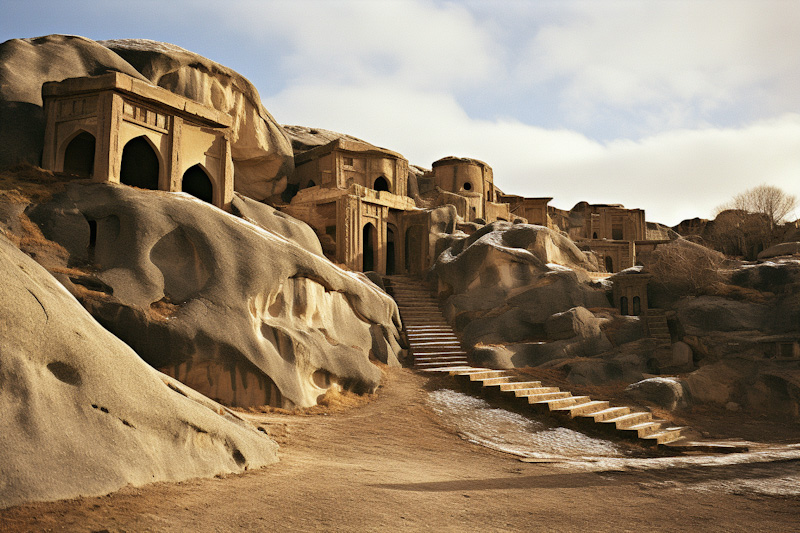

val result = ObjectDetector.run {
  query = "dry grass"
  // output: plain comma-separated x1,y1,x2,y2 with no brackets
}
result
149,297,181,320
0,164,84,203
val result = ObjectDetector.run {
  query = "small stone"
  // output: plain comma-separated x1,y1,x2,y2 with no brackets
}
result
725,401,741,412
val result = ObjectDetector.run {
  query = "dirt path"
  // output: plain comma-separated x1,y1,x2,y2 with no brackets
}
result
2,368,799,532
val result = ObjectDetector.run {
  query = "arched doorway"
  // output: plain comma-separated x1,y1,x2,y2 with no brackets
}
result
386,225,397,275
182,164,214,203
63,131,95,177
120,136,159,190
373,176,390,192
605,256,614,273
632,296,641,316
362,222,377,272
620,296,629,315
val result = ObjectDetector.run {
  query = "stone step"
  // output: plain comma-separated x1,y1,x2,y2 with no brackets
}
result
642,427,685,445
406,334,460,340
467,370,508,381
580,406,631,422
498,381,542,391
622,421,664,438
473,376,514,386
415,360,469,368
414,355,469,362
513,386,561,397
523,391,572,403
602,411,653,429
412,351,468,357
532,395,591,410
552,400,610,418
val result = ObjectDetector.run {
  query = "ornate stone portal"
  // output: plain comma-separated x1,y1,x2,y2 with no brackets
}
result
41,72,235,209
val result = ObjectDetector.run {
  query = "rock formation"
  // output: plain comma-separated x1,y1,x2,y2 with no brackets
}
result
23,182,402,408
0,35,147,169
0,233,278,509
100,39,295,200
0,35,294,200
433,221,609,365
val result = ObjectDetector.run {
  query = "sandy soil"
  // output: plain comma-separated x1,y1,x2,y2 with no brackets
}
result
2,368,799,532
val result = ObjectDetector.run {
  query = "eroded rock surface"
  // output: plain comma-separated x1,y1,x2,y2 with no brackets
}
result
25,183,402,408
100,39,294,200
0,35,294,199
0,35,147,169
0,233,278,509
433,222,607,353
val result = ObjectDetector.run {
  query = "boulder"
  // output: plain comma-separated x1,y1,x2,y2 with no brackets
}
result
625,377,688,411
0,35,147,169
26,182,402,408
757,242,800,260
0,233,277,509
433,222,608,349
545,306,602,341
229,192,322,256
674,296,768,335
681,360,756,406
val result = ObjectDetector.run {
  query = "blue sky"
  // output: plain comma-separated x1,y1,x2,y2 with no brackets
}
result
2,0,799,225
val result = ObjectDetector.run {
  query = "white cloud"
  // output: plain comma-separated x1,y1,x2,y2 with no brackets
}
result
267,81,800,226
218,0,497,90
515,0,800,129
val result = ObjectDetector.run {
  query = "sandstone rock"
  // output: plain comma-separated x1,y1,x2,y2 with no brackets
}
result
545,306,602,341
100,39,294,200
671,341,694,367
26,182,402,408
682,360,756,406
675,296,768,335
0,233,277,509
229,192,322,256
470,345,515,370
757,242,800,260
0,35,147,169
626,377,688,411
282,125,371,155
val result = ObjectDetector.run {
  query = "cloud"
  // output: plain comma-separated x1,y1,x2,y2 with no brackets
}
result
267,81,800,226
217,0,498,91
515,0,800,132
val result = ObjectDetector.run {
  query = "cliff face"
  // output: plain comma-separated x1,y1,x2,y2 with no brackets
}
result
0,35,294,200
0,231,278,509
24,182,402,409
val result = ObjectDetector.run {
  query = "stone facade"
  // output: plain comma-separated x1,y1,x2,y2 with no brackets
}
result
284,139,424,274
612,271,651,316
429,157,511,223
41,72,235,209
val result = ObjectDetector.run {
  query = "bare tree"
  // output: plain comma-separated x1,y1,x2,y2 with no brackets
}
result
711,185,798,259
719,184,798,231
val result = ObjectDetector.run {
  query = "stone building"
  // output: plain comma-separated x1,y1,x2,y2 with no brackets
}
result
283,142,516,276
498,195,552,227
283,139,424,274
41,72,235,209
427,157,511,223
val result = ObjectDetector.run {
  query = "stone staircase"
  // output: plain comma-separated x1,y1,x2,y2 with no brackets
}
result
644,309,671,341
384,274,686,447
384,275,469,370
450,368,685,446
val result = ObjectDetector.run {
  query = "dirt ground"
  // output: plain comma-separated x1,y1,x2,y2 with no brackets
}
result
2,367,799,532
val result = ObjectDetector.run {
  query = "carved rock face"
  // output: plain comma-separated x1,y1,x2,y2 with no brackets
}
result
0,35,148,169
28,183,402,408
0,232,278,509
100,39,295,200
0,35,294,199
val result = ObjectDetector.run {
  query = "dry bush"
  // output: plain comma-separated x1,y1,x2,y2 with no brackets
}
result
645,239,727,296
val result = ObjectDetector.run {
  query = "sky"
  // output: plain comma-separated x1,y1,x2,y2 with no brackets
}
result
2,0,799,226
